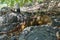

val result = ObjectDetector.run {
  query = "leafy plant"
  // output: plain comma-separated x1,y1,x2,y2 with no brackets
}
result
0,0,43,7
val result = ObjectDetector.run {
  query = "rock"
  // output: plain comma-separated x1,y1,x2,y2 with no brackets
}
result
19,26,57,40
58,3,60,7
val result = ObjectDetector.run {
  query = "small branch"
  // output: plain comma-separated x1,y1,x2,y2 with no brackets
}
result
20,3,43,13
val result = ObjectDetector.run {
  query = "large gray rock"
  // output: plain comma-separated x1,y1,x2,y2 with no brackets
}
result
19,26,58,40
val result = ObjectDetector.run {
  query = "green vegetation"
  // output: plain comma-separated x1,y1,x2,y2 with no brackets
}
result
0,0,43,7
